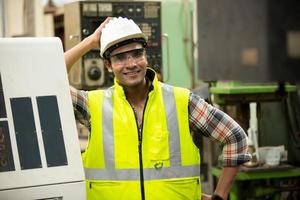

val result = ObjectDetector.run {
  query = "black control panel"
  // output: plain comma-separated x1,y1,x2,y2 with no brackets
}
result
65,1,162,89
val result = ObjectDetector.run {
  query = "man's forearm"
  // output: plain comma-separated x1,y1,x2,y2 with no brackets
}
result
64,36,94,72
214,166,240,200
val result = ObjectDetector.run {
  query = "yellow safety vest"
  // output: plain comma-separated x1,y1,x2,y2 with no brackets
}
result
83,70,201,200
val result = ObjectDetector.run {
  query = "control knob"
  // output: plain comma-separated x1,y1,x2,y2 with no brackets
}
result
88,66,101,80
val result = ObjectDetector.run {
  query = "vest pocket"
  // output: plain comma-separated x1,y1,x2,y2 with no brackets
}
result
87,180,122,200
146,130,169,160
146,177,201,200
86,180,141,200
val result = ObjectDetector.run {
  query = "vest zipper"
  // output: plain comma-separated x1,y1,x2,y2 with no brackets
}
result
137,126,145,200
132,97,149,200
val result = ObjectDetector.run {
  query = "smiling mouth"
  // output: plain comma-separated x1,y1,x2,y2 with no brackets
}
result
123,70,140,75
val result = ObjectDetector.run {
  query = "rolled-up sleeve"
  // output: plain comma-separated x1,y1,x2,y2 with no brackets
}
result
70,86,91,128
189,93,251,167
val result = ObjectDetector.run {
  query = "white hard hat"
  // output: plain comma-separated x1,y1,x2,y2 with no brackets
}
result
100,17,147,58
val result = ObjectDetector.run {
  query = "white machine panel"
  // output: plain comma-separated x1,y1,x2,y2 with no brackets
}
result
0,38,85,199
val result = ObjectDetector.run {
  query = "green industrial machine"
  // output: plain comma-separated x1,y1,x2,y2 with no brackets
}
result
210,82,300,200
212,166,300,200
195,0,300,199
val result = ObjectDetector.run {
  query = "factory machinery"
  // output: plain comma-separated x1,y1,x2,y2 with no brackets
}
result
1,0,300,199
0,38,85,199
197,0,300,199
64,1,162,90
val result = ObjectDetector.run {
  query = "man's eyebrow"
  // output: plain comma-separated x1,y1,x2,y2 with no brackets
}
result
110,48,144,57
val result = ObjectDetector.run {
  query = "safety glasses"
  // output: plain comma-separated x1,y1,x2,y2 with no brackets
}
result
109,48,145,65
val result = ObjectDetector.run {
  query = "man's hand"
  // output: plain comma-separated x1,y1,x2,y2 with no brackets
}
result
88,17,112,49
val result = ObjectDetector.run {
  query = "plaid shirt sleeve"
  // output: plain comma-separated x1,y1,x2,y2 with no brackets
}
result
70,86,91,129
189,92,251,167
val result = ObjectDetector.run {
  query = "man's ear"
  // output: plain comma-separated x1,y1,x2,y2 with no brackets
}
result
104,59,113,72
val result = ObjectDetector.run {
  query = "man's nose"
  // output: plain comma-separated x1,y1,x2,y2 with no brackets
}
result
124,54,137,65
126,54,135,61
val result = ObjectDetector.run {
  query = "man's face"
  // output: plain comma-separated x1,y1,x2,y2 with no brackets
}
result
106,42,148,88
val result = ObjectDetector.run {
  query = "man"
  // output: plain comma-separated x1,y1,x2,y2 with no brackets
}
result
64,17,251,200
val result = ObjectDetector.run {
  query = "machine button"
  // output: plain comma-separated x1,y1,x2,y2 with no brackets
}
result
88,66,101,80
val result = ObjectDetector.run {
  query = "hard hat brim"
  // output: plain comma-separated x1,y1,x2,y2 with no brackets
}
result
101,33,147,58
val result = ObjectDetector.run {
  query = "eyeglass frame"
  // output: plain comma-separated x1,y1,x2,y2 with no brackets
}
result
108,48,146,65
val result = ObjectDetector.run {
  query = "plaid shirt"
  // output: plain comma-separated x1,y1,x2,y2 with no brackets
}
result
70,86,251,167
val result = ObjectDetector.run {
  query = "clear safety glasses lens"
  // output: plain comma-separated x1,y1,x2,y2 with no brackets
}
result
110,48,145,64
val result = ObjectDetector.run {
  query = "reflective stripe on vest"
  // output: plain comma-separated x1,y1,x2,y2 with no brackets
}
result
102,87,114,169
161,83,181,167
85,83,198,181
85,165,200,180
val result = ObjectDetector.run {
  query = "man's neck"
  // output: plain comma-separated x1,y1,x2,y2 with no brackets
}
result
124,78,150,107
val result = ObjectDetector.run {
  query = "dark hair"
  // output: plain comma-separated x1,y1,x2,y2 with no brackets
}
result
103,37,147,59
